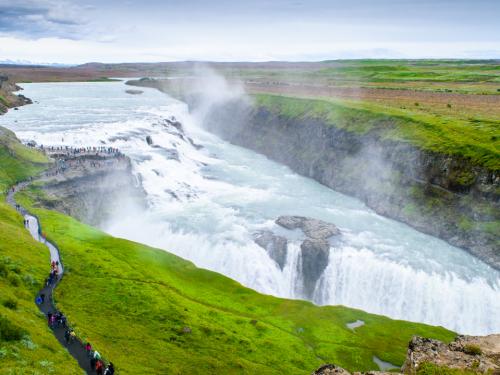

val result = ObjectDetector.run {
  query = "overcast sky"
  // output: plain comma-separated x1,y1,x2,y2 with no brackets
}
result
0,0,499,63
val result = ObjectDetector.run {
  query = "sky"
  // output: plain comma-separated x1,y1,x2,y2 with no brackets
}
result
0,0,499,64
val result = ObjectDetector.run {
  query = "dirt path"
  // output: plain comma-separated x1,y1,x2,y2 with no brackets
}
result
7,181,111,374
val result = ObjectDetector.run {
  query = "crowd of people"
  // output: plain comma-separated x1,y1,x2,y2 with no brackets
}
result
35,260,114,374
39,144,122,157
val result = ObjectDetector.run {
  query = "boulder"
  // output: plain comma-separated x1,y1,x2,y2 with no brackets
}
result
276,216,340,240
146,135,153,145
254,231,288,269
313,364,351,375
300,239,330,298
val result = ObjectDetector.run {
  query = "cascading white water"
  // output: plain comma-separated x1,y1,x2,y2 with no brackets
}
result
2,81,499,335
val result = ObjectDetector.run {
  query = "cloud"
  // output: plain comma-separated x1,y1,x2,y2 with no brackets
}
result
0,0,88,38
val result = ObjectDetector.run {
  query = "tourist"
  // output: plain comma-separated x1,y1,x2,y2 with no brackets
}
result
90,354,97,371
35,295,43,305
70,329,76,342
64,329,71,344
104,363,115,375
95,359,104,375
85,342,92,357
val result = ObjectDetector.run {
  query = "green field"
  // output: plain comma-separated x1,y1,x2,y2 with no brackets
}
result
0,127,457,374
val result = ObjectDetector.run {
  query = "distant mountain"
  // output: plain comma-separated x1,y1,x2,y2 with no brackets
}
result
0,59,75,67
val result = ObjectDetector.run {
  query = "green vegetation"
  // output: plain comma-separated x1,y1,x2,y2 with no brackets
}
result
18,188,458,373
417,362,480,375
0,127,49,195
463,344,482,356
253,94,500,170
0,128,80,374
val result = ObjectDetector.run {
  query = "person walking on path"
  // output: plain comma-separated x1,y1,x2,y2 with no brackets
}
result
85,342,92,357
95,359,104,375
64,329,71,344
104,363,115,375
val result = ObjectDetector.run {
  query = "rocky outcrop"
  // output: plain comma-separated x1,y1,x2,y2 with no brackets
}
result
37,152,146,226
0,74,32,114
300,238,330,296
194,99,499,270
313,364,351,375
254,230,288,269
313,334,500,375
276,216,340,239
402,335,500,374
253,216,340,297
276,215,340,296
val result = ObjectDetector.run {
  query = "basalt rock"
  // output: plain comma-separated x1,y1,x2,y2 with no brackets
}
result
276,215,340,240
254,230,288,269
146,135,153,145
300,239,330,298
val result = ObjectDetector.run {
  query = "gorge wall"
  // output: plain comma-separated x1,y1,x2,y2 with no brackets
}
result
34,152,146,227
188,96,499,270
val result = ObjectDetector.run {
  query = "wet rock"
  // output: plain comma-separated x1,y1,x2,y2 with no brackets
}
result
187,137,203,150
276,216,340,240
146,135,153,145
161,148,179,161
165,117,183,132
254,230,288,269
125,89,143,95
300,239,330,298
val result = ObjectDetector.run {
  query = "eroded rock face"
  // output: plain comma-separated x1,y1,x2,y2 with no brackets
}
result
276,216,340,240
254,230,288,269
402,335,500,374
301,239,330,297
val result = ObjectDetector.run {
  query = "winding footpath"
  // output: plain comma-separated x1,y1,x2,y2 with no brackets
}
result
7,181,108,374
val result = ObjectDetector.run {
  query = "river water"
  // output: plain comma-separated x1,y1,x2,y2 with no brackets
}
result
2,81,499,335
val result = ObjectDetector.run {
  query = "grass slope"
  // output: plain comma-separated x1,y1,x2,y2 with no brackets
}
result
254,93,500,171
17,186,456,374
0,127,81,374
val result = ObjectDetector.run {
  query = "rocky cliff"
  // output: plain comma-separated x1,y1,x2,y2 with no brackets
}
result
0,74,32,113
34,151,146,226
190,97,499,270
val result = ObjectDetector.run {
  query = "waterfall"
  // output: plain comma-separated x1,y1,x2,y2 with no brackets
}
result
2,81,499,336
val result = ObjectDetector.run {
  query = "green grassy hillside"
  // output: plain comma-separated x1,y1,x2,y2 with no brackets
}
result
16,187,455,374
0,128,81,374
1,127,457,374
